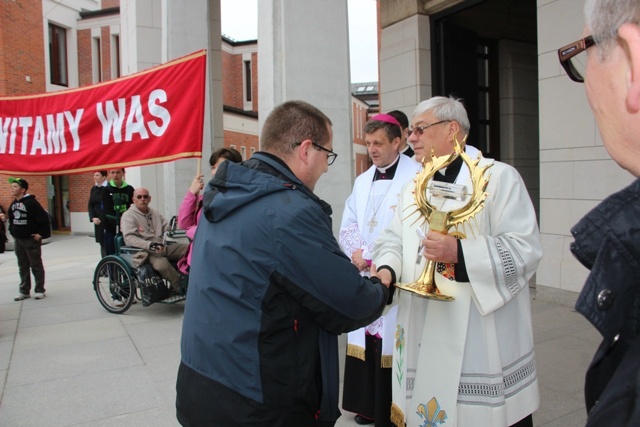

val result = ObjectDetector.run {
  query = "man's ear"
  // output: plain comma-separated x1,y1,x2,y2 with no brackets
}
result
447,120,461,141
619,23,640,112
297,139,313,164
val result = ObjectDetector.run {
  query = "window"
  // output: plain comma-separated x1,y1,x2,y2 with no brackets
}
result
92,37,102,83
112,35,121,78
241,146,246,160
244,60,252,102
49,23,68,86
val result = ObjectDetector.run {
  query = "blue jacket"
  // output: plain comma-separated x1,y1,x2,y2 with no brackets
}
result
571,178,640,426
178,152,389,426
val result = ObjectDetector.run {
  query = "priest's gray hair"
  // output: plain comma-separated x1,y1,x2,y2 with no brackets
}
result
412,96,470,136
585,0,640,59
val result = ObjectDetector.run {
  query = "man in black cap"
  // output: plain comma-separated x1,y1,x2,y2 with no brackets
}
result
7,177,51,301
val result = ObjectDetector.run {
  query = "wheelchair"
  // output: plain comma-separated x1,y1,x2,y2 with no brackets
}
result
93,223,188,314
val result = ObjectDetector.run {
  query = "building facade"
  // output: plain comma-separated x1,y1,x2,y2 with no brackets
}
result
0,0,259,235
1,0,612,301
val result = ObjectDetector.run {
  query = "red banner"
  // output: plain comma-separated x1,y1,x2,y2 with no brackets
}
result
0,50,206,175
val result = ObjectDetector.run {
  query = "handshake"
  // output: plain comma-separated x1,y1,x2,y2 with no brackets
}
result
149,242,165,252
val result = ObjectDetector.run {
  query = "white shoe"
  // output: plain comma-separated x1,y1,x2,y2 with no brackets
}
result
113,299,124,308
34,293,46,300
14,294,30,301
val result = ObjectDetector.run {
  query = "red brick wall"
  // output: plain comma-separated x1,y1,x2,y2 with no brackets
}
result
0,0,48,212
101,26,112,81
102,0,120,8
221,48,258,112
0,0,46,96
224,130,259,159
68,173,94,213
77,28,92,86
250,52,258,112
222,49,242,109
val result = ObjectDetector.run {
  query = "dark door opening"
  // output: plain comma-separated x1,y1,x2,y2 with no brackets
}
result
49,175,70,232
432,19,500,159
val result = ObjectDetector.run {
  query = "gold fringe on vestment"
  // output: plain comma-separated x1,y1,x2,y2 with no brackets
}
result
381,354,393,369
390,402,405,427
346,343,365,361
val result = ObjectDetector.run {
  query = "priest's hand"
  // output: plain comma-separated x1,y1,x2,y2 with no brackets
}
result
373,265,392,288
423,231,458,263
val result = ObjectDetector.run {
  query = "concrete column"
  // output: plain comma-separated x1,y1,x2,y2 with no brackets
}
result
379,13,432,116
258,0,353,233
119,0,221,219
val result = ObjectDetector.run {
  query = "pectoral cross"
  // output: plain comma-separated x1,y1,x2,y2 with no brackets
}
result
368,216,378,233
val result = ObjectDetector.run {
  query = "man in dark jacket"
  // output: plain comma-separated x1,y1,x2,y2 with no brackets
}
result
8,177,51,301
0,204,7,253
558,0,640,425
88,170,108,257
177,100,390,427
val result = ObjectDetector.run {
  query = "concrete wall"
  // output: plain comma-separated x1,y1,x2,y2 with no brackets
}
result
379,14,432,113
498,39,540,217
258,0,353,233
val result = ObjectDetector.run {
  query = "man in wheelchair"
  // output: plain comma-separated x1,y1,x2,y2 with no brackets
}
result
120,188,188,294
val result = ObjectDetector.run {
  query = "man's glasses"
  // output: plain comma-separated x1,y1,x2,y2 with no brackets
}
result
135,195,150,200
295,141,338,166
406,120,450,137
557,35,595,83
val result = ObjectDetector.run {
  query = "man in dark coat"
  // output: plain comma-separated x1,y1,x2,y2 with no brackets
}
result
88,170,108,257
177,100,390,427
558,0,640,425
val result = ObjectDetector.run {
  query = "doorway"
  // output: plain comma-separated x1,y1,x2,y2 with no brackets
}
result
430,0,540,215
48,175,70,231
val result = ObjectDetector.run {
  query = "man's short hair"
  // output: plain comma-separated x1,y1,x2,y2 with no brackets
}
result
364,119,402,142
260,101,333,158
95,171,108,177
109,168,125,173
387,110,409,130
586,0,640,59
412,96,471,136
209,148,243,166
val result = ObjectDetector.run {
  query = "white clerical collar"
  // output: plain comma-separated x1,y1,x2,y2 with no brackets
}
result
376,154,400,174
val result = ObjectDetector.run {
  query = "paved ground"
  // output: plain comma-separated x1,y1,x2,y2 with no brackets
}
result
0,234,600,426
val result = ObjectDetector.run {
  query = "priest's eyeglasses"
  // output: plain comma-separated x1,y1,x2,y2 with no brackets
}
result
557,35,595,83
406,120,451,137
295,141,338,166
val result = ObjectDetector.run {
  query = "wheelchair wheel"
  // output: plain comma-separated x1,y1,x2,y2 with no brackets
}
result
94,256,135,314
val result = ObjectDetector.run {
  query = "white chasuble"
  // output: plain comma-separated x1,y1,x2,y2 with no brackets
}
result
375,146,542,427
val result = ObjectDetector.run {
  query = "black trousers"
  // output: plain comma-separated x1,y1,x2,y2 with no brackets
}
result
104,228,117,256
14,237,45,295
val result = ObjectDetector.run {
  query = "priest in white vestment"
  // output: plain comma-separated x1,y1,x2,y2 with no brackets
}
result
339,114,420,426
374,96,542,427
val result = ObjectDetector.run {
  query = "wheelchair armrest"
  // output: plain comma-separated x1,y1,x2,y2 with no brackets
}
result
119,246,144,255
